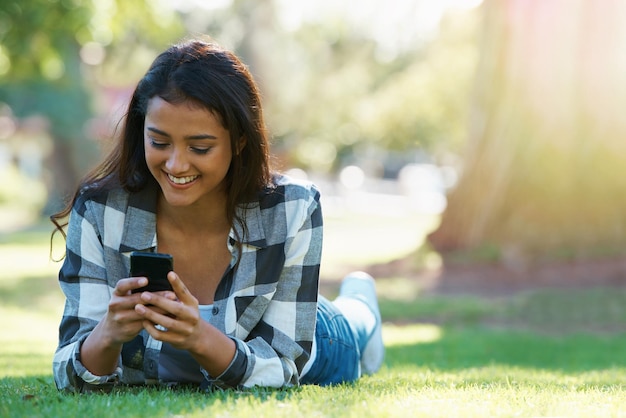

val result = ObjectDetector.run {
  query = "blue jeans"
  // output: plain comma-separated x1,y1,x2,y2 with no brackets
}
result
300,295,361,386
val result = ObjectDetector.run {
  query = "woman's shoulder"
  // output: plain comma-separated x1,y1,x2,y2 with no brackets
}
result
72,181,133,216
261,173,321,207
245,173,322,242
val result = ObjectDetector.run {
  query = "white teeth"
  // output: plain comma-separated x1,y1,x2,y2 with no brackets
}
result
167,173,198,184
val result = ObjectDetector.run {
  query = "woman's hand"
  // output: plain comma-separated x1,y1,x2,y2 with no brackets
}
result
102,277,153,345
99,277,177,344
80,276,174,376
134,271,205,353
135,271,236,378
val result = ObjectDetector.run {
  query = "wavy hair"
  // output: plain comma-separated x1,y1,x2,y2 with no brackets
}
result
51,38,273,246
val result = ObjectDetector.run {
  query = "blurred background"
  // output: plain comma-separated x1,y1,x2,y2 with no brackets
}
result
1,0,626,293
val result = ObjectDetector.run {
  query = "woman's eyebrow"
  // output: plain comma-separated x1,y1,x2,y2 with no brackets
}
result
187,133,218,140
147,126,217,140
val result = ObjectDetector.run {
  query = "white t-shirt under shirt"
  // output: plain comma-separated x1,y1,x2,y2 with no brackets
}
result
158,305,317,383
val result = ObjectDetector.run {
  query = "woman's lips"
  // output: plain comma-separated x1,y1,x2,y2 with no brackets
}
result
167,173,199,185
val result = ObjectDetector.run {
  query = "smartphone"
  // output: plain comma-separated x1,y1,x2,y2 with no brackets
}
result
130,251,174,293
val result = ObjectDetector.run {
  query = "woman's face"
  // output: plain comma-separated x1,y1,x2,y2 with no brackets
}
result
144,96,233,209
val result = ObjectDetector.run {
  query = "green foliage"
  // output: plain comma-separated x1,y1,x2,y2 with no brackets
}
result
88,1,185,86
355,13,480,154
0,0,185,130
0,0,186,212
178,4,481,172
0,2,92,141
0,0,184,83
0,0,92,81
266,11,480,171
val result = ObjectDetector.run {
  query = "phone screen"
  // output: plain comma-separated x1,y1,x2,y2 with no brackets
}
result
130,251,174,293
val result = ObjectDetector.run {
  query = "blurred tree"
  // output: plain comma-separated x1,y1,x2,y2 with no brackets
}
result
1,0,481,216
175,2,479,174
264,8,480,174
429,0,626,269
0,0,95,212
354,12,479,155
0,0,183,213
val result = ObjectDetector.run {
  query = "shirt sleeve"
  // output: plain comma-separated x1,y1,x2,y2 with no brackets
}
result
52,194,122,392
208,182,323,389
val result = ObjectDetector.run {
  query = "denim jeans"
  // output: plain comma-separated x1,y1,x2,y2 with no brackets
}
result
300,295,361,386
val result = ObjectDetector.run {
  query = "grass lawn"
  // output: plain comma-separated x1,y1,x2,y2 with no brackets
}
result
2,217,626,417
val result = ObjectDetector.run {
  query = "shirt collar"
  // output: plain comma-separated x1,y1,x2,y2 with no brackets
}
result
231,202,267,248
119,183,158,253
119,184,268,252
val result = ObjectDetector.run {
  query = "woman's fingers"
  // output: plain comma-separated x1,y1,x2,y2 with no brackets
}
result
131,271,205,349
168,271,198,307
114,277,148,297
136,303,176,328
137,271,198,318
137,291,192,322
103,278,150,344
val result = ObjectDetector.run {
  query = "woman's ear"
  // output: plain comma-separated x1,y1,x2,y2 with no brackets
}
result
236,136,247,155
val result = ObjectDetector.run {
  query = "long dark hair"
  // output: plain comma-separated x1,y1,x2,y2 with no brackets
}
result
51,38,273,244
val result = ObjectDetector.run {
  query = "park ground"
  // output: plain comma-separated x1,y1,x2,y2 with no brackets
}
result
2,202,626,417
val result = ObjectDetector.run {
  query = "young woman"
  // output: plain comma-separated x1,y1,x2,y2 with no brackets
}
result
51,38,384,392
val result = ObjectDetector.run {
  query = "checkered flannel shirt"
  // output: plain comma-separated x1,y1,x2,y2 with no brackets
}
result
53,174,322,392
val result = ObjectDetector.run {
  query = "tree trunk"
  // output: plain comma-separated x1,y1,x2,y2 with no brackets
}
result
42,137,81,215
429,0,626,269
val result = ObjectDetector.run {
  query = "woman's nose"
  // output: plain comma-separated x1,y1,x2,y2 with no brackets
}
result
165,148,189,173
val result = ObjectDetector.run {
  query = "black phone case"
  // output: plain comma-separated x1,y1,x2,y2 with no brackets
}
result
130,251,174,293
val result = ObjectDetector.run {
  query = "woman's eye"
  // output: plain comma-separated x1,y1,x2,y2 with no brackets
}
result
149,139,168,149
191,147,211,155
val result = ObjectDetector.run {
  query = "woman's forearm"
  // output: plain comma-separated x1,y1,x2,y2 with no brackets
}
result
79,320,124,376
189,321,237,378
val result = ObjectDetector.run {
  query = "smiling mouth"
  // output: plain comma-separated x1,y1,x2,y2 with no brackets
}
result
167,173,199,185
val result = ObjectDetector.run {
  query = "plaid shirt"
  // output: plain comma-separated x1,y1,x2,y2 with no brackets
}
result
53,175,322,392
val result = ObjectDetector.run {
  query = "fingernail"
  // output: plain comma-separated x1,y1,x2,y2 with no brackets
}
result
139,277,148,286
135,304,146,314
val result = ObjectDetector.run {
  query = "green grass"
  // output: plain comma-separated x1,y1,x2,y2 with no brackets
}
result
2,219,626,417
4,368,626,418
378,283,626,332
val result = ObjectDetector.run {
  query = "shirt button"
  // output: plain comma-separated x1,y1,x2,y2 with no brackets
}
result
212,306,219,315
